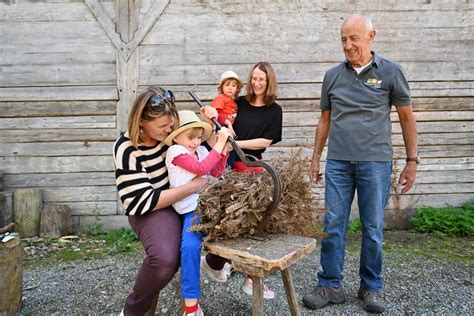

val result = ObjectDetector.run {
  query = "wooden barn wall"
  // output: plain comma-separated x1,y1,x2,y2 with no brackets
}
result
0,0,473,231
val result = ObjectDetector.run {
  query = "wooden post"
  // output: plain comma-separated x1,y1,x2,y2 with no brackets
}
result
3,192,13,228
0,233,22,316
13,188,42,238
0,172,4,227
116,0,139,136
0,192,4,228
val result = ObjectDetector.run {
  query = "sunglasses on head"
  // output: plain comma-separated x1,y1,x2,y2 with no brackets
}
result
145,90,176,112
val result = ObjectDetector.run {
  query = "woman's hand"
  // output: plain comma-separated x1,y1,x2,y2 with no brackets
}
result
190,175,208,192
224,120,236,137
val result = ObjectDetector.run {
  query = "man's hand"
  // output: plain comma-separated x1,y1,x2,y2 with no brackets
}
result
310,159,324,183
398,162,417,193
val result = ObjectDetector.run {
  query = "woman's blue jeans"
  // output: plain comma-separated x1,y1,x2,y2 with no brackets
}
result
317,159,392,292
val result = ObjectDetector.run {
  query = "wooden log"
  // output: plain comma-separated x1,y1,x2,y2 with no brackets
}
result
0,192,5,228
0,223,15,234
3,192,13,228
40,204,74,238
13,188,42,238
0,173,2,227
0,233,22,316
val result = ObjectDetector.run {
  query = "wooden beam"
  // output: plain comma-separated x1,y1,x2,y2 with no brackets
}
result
85,0,128,60
115,0,139,134
126,0,170,57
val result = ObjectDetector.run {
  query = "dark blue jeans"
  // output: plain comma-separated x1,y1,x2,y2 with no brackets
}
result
317,160,392,292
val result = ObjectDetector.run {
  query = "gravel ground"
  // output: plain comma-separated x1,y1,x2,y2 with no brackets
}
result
18,233,473,315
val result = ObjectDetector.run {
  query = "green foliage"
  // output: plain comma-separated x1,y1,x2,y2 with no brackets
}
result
83,207,104,236
410,201,474,237
461,199,474,211
348,218,362,234
98,228,139,256
346,230,473,265
23,228,140,268
60,248,82,261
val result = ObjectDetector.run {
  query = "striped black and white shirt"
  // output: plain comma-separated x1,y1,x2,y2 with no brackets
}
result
113,132,169,216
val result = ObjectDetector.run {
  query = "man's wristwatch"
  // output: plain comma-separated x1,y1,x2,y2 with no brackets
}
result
406,156,420,164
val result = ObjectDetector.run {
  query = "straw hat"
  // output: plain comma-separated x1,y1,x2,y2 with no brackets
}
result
164,110,212,146
219,70,243,88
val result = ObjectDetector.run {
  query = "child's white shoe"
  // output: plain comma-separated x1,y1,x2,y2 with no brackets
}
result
240,277,275,299
200,256,228,283
222,261,233,279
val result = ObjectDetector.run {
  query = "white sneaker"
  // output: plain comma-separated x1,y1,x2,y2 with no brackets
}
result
222,261,233,279
200,256,228,283
183,306,204,316
119,309,124,316
240,277,275,299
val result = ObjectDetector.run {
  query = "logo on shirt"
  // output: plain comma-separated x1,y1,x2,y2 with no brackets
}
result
365,78,382,88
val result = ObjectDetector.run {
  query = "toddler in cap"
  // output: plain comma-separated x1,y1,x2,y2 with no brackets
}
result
210,70,243,136
210,70,243,168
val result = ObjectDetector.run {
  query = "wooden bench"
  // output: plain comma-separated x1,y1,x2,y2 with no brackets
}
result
205,234,316,316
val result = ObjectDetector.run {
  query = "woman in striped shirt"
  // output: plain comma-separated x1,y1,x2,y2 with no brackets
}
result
113,86,217,315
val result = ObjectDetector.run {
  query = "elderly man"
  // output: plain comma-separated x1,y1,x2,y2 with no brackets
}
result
303,14,418,313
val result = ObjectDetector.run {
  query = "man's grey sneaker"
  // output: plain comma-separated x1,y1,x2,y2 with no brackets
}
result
302,285,345,309
358,287,385,313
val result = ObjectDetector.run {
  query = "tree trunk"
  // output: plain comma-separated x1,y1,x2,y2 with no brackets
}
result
13,188,42,238
0,233,22,316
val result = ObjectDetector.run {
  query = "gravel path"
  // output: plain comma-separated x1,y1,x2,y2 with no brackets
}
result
18,234,473,315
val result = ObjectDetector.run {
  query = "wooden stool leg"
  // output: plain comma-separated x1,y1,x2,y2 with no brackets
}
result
252,276,264,316
282,268,301,316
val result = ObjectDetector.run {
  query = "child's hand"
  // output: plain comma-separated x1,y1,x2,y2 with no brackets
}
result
217,127,231,142
224,120,236,137
200,106,218,124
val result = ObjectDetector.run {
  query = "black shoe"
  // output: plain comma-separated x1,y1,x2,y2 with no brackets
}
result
358,286,385,313
303,285,345,309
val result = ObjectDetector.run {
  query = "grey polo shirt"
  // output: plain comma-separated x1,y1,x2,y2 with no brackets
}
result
320,52,411,161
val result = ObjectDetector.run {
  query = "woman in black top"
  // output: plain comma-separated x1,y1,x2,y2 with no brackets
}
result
232,62,283,172
202,62,283,298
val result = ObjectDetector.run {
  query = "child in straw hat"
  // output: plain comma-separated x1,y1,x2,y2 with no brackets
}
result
165,110,231,316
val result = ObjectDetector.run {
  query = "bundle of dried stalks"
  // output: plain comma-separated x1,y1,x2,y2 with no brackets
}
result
191,148,323,243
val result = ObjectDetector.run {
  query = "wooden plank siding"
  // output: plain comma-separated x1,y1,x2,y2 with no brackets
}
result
0,0,472,230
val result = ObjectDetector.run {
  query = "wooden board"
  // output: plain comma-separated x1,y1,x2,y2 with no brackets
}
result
205,234,316,277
